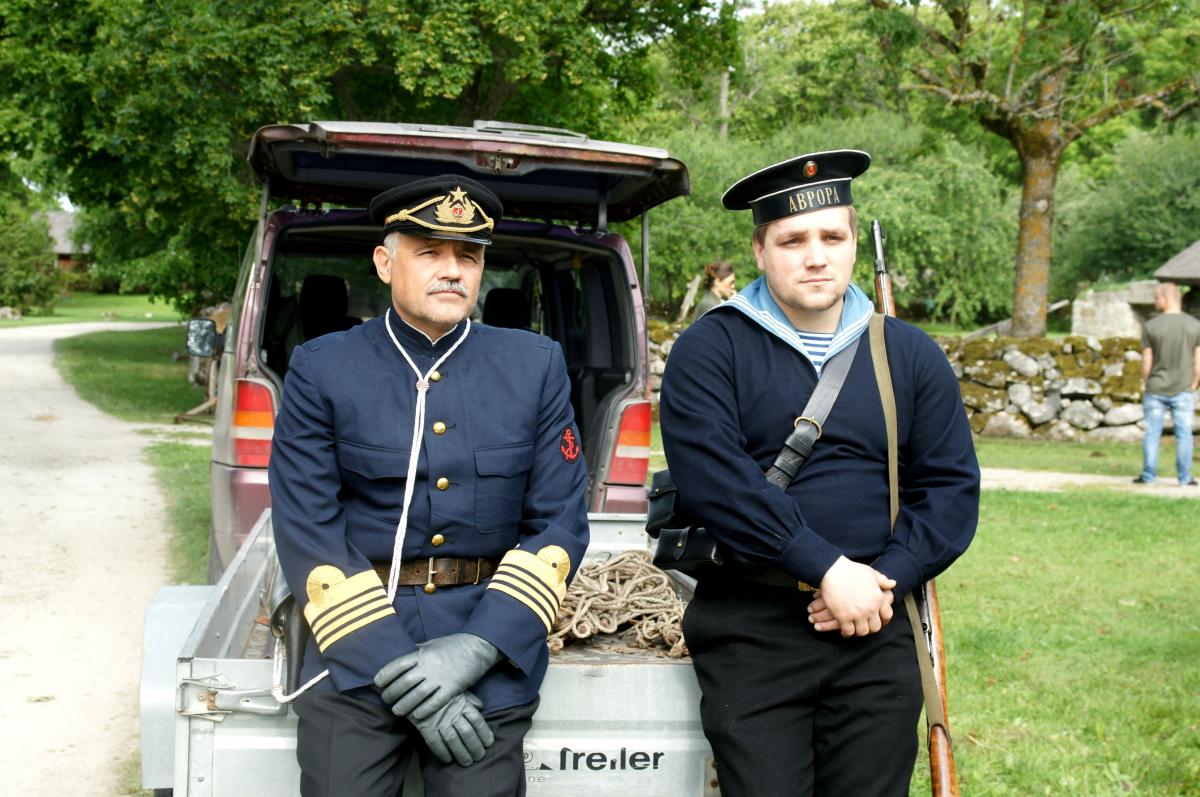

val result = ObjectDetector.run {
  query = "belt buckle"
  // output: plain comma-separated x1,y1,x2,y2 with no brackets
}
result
474,557,484,585
424,557,437,594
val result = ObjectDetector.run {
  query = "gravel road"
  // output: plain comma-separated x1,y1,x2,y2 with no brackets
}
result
981,466,1200,498
0,323,176,796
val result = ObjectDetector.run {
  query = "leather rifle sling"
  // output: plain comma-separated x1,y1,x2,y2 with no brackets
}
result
868,313,948,733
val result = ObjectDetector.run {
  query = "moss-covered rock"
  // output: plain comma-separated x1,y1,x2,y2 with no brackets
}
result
1053,354,1103,380
1008,336,1060,357
960,338,1004,362
960,382,1006,412
963,360,1009,388
969,411,989,434
1101,361,1143,402
1100,337,1140,359
648,319,680,345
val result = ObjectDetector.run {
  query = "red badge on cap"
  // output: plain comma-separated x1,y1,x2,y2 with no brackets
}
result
559,427,580,463
803,160,818,178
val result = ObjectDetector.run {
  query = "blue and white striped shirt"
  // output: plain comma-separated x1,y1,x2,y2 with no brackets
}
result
796,330,836,370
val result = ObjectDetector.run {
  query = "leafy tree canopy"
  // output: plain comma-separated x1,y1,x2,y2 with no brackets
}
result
625,111,1016,325
865,0,1200,335
1054,126,1200,295
0,156,60,312
0,0,718,311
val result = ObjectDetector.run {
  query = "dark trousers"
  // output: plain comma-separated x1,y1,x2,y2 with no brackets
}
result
293,689,537,797
683,579,923,797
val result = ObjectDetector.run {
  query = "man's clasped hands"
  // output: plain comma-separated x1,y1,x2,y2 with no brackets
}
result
808,555,898,637
372,633,502,767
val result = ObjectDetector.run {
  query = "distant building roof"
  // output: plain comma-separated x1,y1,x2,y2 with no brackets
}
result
1155,240,1200,285
46,210,88,256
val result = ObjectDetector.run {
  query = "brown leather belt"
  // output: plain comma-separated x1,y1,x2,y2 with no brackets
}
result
373,557,500,591
729,567,816,592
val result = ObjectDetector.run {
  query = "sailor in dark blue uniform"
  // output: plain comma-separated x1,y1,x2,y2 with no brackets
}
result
269,175,589,796
660,151,979,796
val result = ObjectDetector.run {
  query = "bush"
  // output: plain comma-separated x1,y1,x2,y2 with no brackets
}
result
1053,128,1200,296
857,139,1017,325
0,200,60,313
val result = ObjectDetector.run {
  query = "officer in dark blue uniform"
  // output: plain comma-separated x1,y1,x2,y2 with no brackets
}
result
269,175,590,796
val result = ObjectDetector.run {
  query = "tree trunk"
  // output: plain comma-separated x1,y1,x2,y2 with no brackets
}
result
1010,69,1068,338
1011,148,1061,337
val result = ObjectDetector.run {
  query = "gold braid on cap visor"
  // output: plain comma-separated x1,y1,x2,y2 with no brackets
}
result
385,194,495,234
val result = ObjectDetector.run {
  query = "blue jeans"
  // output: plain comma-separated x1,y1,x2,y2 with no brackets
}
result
1141,391,1196,484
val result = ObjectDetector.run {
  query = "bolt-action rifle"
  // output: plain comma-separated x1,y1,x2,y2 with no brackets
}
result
872,220,959,797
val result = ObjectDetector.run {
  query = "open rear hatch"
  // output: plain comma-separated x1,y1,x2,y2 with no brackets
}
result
248,120,689,226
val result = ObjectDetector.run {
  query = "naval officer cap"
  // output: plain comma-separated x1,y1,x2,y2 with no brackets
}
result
369,175,504,246
722,150,871,227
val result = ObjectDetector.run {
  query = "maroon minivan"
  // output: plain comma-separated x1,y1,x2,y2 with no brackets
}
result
190,120,689,579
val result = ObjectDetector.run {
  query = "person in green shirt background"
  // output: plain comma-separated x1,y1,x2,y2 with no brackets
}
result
1134,282,1200,486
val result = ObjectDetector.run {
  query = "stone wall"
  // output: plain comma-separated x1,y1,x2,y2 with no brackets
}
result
943,335,1154,441
647,320,682,404
649,321,1199,440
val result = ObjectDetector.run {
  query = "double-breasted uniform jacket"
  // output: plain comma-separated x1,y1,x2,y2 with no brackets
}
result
269,312,590,713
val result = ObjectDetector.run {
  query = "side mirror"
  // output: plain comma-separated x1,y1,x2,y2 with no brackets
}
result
186,318,222,358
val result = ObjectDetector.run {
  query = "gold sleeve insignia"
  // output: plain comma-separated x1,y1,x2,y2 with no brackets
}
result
302,566,395,653
486,546,573,634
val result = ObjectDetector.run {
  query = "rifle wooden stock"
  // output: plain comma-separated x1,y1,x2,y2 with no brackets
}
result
875,272,896,317
921,581,958,797
872,225,959,797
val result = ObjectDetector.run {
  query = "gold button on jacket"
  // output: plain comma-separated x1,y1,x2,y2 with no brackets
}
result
431,533,446,547
435,476,450,490
429,370,442,382
432,421,446,435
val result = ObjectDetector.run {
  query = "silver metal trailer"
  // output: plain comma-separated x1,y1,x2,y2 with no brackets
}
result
140,513,716,796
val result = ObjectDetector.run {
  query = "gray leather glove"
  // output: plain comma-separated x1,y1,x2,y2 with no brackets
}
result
409,691,495,766
374,632,502,720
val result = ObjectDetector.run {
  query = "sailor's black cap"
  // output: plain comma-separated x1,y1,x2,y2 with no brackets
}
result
722,150,871,227
369,175,503,246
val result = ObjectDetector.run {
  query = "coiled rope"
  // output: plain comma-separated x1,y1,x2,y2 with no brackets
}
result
549,550,689,658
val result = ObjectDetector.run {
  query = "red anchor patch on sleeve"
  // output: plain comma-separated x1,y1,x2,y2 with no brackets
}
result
559,427,580,463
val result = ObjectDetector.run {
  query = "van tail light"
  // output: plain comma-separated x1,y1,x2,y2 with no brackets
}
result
606,400,652,486
232,379,276,467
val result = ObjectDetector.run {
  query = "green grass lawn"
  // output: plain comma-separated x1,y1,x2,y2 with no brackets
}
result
54,326,205,424
147,441,213,585
974,435,1197,479
0,291,183,327
922,490,1200,796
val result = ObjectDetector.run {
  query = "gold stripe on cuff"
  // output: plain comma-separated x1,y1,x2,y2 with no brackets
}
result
309,595,388,638
487,581,555,633
316,607,397,652
494,564,559,611
491,571,557,622
311,593,393,639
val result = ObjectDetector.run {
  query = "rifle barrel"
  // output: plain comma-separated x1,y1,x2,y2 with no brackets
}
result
872,219,958,797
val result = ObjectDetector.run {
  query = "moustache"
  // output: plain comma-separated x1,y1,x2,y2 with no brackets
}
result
426,281,468,297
